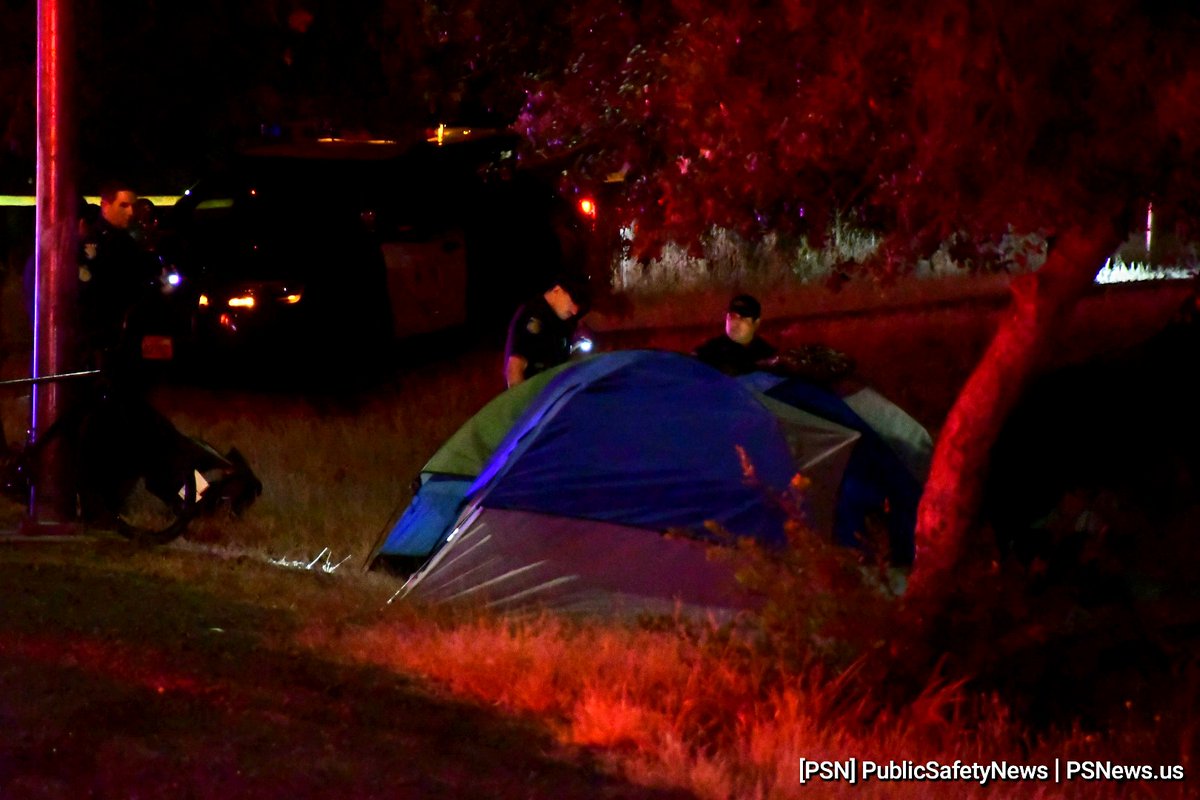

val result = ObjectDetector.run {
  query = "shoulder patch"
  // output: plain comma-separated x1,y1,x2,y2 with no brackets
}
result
525,317,542,335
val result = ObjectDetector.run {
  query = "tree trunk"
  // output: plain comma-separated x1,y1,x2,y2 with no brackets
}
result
905,221,1125,608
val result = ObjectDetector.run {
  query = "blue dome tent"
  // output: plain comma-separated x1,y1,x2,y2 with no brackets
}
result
368,351,930,616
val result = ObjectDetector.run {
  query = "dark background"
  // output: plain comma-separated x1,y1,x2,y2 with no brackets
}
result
0,0,565,193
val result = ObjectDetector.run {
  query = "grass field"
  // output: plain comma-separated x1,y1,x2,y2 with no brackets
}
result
1,273,1197,797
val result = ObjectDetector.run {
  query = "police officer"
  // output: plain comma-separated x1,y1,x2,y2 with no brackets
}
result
694,293,856,383
693,294,777,376
503,275,589,388
78,180,162,368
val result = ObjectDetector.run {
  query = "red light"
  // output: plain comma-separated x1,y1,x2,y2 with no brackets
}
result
578,198,597,218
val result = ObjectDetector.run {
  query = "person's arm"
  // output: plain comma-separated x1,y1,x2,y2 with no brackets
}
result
505,354,528,388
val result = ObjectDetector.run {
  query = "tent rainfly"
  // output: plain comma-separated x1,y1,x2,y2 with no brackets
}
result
368,350,930,617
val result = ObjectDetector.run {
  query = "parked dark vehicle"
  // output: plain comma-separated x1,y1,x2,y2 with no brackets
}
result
158,130,591,373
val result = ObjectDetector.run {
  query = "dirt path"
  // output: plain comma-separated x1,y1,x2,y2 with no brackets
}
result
0,541,694,799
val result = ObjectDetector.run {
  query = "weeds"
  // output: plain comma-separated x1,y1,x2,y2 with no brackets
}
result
2,268,1197,797
611,219,1198,297
313,575,1196,798
612,224,884,296
303,453,1198,798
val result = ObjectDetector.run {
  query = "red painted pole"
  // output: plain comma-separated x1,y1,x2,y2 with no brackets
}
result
28,0,79,531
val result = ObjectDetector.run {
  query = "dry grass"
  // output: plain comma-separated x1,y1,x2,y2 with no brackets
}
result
142,347,505,562
2,270,1197,798
304,603,1196,799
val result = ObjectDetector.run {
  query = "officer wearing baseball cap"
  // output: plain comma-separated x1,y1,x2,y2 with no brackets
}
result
693,293,778,376
503,273,591,388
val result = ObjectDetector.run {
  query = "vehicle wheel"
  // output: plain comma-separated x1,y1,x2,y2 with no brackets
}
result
115,473,198,545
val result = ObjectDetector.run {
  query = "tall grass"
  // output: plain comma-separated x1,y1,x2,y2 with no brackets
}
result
153,346,505,561
611,219,1199,296
308,595,1195,799
612,225,886,295
158,284,1191,799
2,268,1196,798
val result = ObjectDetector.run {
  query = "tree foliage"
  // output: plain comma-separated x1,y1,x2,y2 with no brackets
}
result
518,0,1200,266
515,0,1200,603
4,0,1197,225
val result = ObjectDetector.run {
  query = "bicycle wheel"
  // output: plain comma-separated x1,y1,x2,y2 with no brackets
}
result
115,472,198,545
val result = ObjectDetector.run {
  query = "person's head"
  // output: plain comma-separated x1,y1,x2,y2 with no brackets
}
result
132,197,157,226
77,196,100,235
724,293,762,345
543,274,589,321
98,180,137,229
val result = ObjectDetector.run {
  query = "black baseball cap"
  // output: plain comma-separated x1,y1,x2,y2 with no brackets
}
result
727,294,761,319
550,272,592,312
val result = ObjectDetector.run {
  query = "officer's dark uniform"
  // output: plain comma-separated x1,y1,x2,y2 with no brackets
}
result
504,294,578,381
693,334,777,376
77,217,161,369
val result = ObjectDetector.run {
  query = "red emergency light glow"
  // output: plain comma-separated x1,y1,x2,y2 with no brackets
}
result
578,198,597,218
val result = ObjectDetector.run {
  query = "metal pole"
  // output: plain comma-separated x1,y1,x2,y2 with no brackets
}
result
0,369,99,389
28,0,79,531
